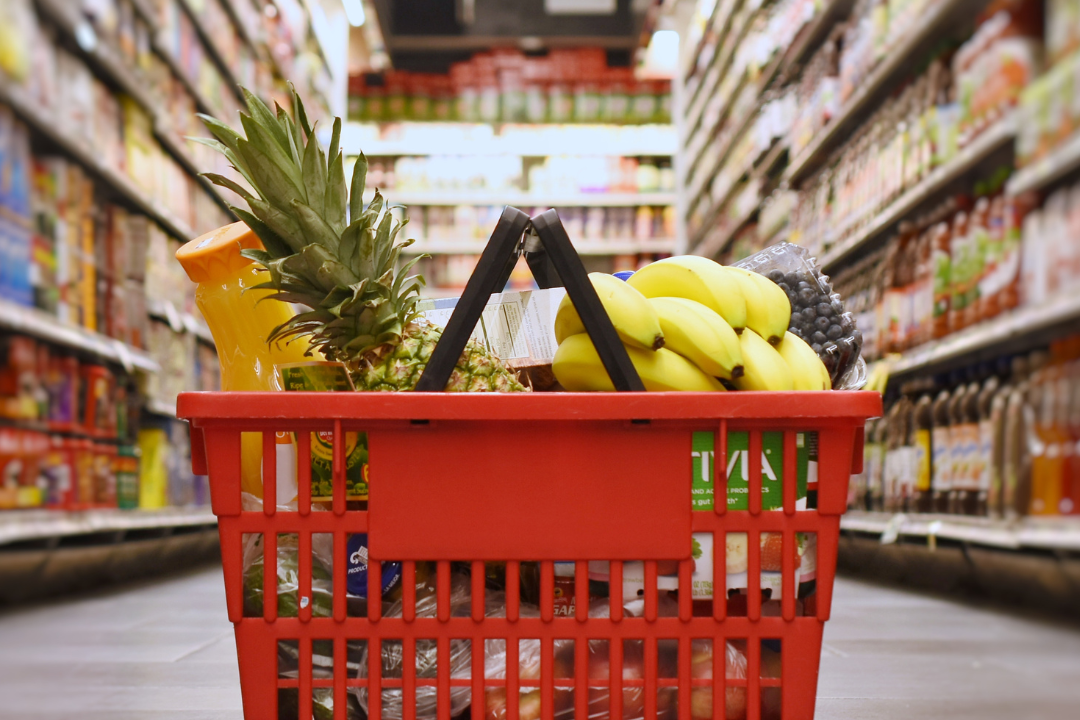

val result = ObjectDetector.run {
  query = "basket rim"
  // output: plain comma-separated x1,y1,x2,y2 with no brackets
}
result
177,390,882,422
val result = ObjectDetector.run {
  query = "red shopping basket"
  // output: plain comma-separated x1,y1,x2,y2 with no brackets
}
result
178,207,881,719
180,390,879,720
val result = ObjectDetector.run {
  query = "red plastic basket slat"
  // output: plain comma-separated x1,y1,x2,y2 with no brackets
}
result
179,390,880,720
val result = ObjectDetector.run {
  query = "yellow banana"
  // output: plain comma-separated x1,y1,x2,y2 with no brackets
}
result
648,297,743,380
721,266,791,345
553,333,726,392
776,331,830,390
554,273,664,350
626,256,747,333
733,329,793,391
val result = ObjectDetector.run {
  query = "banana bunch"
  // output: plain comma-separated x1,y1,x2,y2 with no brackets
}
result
551,260,833,392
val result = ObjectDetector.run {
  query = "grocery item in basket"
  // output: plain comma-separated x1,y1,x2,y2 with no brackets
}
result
554,273,665,350
195,87,525,394
355,574,473,720
734,243,866,389
175,222,313,498
554,333,726,391
279,361,369,501
647,297,744,380
564,257,831,392
242,531,335,619
485,595,752,720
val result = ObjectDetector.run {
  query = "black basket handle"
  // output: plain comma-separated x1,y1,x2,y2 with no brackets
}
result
414,207,644,391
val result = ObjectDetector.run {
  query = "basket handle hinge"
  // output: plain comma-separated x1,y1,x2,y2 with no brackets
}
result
414,206,644,392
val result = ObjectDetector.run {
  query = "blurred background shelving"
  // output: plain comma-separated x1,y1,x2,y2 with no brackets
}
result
0,0,337,542
671,0,1080,598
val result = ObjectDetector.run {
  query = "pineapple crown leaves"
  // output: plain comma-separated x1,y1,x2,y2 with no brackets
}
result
193,85,429,363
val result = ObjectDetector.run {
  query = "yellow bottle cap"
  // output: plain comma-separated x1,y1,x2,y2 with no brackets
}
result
176,222,265,283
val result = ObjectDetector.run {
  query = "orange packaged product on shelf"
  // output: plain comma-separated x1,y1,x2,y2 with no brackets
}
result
71,438,96,509
79,364,116,438
91,442,118,508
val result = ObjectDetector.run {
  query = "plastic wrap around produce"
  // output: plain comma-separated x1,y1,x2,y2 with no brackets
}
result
485,595,752,720
355,574,475,720
736,243,867,389
240,494,337,618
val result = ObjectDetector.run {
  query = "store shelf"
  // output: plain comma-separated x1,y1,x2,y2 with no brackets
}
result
889,291,1080,377
371,190,676,207
682,0,730,87
841,510,1080,552
177,0,246,104
144,398,178,418
1007,129,1080,196
784,0,972,186
777,0,858,84
691,192,758,259
684,0,749,142
0,77,196,243
339,123,679,158
0,508,216,547
819,112,1017,270
0,299,160,374
403,239,676,255
146,299,215,346
34,0,157,113
12,0,230,226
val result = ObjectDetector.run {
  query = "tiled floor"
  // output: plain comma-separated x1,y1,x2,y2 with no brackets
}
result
0,567,1076,719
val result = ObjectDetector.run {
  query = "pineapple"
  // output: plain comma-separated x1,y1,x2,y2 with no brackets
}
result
194,86,525,392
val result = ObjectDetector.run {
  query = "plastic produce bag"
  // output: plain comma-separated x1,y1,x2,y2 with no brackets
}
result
241,493,336,618
484,595,751,720
735,243,866,389
354,574,474,720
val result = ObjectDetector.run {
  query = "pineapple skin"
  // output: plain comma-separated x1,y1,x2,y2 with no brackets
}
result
352,322,525,392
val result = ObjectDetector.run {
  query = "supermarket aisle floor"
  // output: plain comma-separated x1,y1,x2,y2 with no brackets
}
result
0,566,242,720
819,576,1080,719
0,569,1077,719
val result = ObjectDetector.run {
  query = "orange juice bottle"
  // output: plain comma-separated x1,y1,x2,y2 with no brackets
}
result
1029,364,1066,516
176,222,314,499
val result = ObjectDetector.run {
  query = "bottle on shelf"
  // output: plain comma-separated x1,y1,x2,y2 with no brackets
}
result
947,373,975,514
931,378,954,513
912,387,935,513
956,374,985,515
974,368,1002,516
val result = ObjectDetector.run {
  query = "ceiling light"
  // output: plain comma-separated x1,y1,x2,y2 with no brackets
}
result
342,0,366,27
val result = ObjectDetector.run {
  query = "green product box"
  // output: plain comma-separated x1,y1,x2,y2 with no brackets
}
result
691,431,814,511
279,362,369,502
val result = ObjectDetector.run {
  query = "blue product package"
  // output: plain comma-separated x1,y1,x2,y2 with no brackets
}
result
346,534,403,598
613,270,635,281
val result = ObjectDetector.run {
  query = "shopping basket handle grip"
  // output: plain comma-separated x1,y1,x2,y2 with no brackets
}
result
414,206,532,391
529,209,644,391
414,207,644,392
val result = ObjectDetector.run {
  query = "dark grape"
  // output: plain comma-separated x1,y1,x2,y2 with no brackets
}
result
801,306,817,323
827,324,844,340
840,315,855,334
768,269,786,283
811,343,823,354
784,272,801,287
831,298,844,315
798,288,818,305
816,302,834,317
815,316,831,332
812,331,827,345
